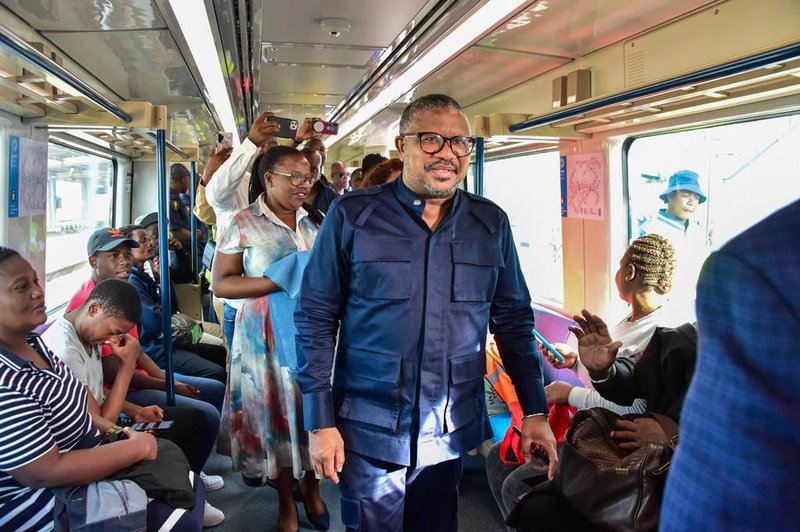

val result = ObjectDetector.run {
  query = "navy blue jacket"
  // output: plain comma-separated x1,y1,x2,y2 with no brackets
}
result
312,181,339,214
295,176,547,466
128,266,178,368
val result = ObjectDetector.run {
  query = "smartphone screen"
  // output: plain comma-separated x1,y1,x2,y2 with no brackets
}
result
130,420,174,431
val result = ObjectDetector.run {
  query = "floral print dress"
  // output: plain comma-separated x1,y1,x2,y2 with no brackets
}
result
217,194,318,481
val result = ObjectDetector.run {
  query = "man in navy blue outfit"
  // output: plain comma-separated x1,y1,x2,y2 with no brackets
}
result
659,198,800,530
295,94,557,531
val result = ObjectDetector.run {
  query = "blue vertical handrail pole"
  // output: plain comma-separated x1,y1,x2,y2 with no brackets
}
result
156,129,175,406
190,161,198,283
475,136,485,196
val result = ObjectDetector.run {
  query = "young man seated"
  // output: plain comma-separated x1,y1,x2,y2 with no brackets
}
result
67,227,225,402
65,228,226,495
121,219,227,382
44,278,225,527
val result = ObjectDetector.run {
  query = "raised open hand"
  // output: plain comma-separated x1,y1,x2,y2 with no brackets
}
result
569,309,622,378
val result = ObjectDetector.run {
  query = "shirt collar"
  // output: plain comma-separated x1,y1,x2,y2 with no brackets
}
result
658,208,689,231
393,174,462,220
252,193,308,229
0,334,49,371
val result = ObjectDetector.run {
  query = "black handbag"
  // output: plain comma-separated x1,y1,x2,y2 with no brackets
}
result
108,438,196,509
553,408,673,532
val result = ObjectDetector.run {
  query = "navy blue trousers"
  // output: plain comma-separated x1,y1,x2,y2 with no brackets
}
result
339,452,462,532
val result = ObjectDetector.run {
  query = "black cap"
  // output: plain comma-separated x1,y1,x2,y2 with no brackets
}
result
87,227,140,256
170,163,190,181
134,212,158,229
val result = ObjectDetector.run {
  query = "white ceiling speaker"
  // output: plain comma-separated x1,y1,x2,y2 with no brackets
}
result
320,18,351,37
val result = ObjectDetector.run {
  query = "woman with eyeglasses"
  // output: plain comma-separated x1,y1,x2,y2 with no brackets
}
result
212,146,328,532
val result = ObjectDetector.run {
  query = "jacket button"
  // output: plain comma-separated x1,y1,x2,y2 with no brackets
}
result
413,199,422,206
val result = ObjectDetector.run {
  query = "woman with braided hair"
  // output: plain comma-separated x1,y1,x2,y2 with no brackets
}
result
542,234,680,414
486,235,684,521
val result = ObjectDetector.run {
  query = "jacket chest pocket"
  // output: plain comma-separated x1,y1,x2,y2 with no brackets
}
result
338,347,402,430
451,241,504,302
353,236,412,300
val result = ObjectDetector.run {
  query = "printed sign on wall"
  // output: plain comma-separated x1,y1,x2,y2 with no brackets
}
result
563,153,605,220
8,135,48,218
560,156,568,217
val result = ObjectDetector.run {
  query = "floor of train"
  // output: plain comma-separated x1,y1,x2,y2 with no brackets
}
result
203,451,506,531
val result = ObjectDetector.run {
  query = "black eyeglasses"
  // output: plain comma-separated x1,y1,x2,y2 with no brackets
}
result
270,170,318,186
398,132,476,157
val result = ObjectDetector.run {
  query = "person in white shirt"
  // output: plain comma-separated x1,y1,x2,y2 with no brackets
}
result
543,234,680,414
206,113,321,233
43,279,160,423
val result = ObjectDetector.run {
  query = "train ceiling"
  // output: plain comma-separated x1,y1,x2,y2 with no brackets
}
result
0,0,736,152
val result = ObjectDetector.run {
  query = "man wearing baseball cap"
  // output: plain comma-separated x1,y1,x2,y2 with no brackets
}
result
85,227,140,281
639,169,709,321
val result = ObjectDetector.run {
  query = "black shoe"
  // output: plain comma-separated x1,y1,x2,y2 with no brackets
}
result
301,499,330,530
241,474,264,487
242,475,302,501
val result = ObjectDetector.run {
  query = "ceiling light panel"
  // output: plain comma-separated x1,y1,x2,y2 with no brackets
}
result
168,0,239,142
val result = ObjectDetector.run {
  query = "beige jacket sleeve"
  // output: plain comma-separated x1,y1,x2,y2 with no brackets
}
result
193,183,216,225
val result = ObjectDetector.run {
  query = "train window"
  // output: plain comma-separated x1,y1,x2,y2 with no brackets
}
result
45,143,115,312
626,113,800,316
483,151,563,305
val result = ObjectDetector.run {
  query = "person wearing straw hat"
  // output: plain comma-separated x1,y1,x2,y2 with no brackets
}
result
639,169,709,322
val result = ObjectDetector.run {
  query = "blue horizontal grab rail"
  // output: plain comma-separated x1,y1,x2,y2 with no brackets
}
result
509,42,800,133
0,23,132,123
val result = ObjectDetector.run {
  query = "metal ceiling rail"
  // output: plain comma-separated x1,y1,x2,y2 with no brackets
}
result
509,42,800,133
146,131,190,159
0,23,132,123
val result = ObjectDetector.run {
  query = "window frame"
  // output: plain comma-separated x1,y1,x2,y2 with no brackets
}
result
480,147,564,307
44,139,120,315
621,109,800,243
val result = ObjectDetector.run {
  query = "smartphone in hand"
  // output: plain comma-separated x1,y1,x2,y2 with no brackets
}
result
312,119,339,135
130,420,174,431
216,131,233,150
267,116,300,139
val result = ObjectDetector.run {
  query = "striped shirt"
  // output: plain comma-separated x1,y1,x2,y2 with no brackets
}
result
0,335,98,531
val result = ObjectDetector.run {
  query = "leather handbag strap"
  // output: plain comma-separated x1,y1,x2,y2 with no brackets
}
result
649,413,680,448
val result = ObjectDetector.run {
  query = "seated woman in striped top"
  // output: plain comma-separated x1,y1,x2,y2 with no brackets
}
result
0,247,156,531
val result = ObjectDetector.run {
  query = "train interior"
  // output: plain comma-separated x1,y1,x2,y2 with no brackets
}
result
1,0,799,530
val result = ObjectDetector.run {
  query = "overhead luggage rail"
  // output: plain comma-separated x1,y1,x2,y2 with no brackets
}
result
509,42,800,134
0,23,132,123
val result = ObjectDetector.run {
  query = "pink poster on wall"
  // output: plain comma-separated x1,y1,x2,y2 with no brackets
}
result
565,153,605,220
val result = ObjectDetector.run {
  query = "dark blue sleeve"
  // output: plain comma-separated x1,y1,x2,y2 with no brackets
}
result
661,247,800,529
169,196,191,231
489,213,548,416
128,274,162,343
295,202,351,430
